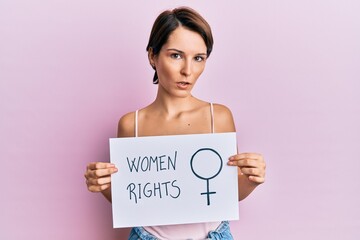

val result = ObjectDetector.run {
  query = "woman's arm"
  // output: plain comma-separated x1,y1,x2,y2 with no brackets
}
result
229,153,266,201
213,104,266,201
85,162,117,202
84,112,135,203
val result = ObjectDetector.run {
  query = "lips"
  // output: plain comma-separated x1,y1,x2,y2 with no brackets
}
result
176,81,191,90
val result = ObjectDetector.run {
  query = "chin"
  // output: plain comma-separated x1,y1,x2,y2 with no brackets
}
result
175,87,195,97
172,91,192,98
159,84,193,98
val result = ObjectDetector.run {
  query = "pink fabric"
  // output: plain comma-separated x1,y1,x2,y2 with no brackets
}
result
143,221,222,240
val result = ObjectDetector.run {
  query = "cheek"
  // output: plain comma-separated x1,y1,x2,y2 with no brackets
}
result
158,61,178,78
194,64,206,77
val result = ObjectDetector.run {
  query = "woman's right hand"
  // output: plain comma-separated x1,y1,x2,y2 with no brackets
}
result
84,162,118,192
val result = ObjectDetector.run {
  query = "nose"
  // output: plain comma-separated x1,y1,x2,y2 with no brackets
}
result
180,59,192,77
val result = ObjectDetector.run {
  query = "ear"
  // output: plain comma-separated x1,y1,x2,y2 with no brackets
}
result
148,47,156,70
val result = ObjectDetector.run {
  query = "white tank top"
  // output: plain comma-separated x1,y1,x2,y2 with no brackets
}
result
134,103,221,239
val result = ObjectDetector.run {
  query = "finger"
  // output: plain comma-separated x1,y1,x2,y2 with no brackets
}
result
229,153,264,161
100,183,111,191
248,175,265,184
239,159,266,168
228,158,264,168
87,176,111,186
237,167,244,175
87,162,115,171
240,167,264,177
228,157,266,169
88,167,118,178
231,159,257,167
88,183,111,192
88,184,102,192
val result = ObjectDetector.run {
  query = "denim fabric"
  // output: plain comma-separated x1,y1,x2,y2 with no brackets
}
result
128,221,233,240
206,221,233,240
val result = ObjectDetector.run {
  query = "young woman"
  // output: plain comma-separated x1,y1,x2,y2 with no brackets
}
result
85,7,266,240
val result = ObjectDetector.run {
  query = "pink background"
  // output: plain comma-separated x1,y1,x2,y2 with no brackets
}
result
1,0,359,239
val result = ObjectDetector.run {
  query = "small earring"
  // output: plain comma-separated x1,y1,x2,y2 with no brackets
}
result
153,71,158,84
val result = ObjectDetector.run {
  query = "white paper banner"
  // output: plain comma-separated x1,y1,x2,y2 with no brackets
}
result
110,132,239,228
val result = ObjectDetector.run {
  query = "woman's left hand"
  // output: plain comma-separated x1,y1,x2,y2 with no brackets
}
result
228,153,266,184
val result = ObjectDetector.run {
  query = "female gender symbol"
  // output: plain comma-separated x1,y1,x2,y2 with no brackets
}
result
190,148,223,206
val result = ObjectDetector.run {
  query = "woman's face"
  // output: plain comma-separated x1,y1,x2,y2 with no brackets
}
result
150,26,207,98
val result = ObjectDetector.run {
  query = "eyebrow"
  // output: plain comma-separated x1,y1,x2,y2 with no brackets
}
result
166,48,207,56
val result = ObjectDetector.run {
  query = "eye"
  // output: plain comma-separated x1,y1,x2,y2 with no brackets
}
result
170,53,182,59
194,56,205,62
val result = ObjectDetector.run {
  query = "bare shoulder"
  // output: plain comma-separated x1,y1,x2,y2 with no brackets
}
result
117,112,135,137
212,103,236,132
213,103,233,115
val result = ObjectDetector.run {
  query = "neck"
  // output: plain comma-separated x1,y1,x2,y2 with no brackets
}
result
152,89,198,117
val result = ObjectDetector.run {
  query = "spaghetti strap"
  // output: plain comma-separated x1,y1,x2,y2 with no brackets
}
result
135,110,138,137
210,103,215,133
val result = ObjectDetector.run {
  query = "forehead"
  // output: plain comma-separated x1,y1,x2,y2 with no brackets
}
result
163,26,207,53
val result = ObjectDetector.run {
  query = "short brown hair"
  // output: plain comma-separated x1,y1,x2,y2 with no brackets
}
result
146,7,214,83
